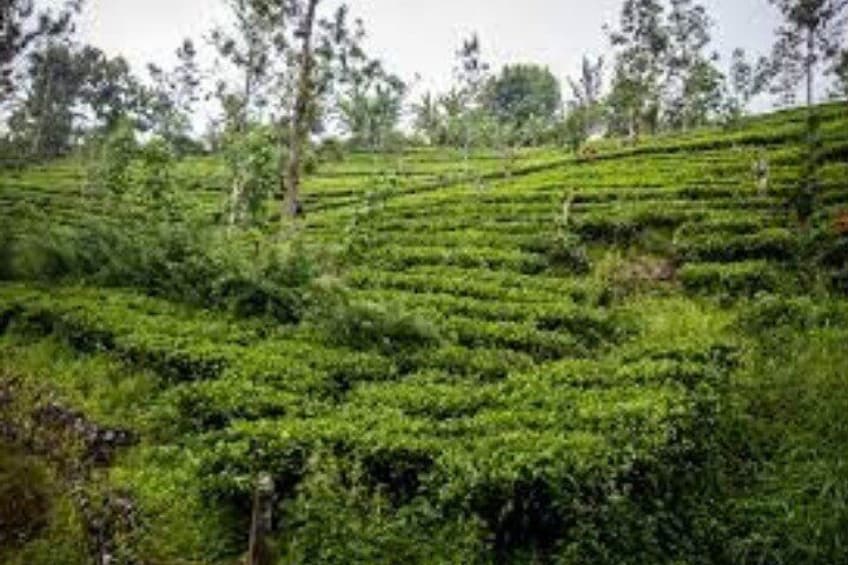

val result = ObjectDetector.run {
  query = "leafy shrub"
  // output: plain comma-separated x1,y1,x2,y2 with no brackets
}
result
677,228,798,263
738,294,848,334
7,218,317,324
812,230,848,294
574,208,691,244
679,261,782,297
546,232,590,274
279,454,487,564
223,126,280,226
319,298,441,354
85,127,179,214
136,137,177,209
317,137,347,163
89,121,138,197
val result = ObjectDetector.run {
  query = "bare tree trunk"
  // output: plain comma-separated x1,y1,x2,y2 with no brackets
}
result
806,28,815,109
283,0,320,219
228,179,243,227
228,50,254,229
628,107,637,145
30,59,53,159
246,473,275,565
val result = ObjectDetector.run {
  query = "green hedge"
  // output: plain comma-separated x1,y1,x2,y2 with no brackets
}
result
679,261,783,297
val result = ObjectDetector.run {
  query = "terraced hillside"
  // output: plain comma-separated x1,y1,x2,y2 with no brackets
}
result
2,105,848,564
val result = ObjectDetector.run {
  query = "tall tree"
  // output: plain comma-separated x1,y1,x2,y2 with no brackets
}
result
412,91,443,145
145,39,202,148
453,33,490,161
455,34,489,106
211,0,278,132
212,0,280,226
334,16,406,150
663,0,724,129
337,65,406,150
12,41,87,157
237,1,376,219
768,0,848,107
834,48,848,99
768,1,846,227
565,56,604,149
253,0,358,218
606,0,669,140
483,63,562,130
6,40,143,160
568,56,605,111
723,48,771,122
283,0,321,218
76,46,144,132
0,0,83,104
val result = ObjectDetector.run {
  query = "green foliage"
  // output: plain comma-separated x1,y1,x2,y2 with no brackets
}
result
483,64,562,129
676,227,798,263
4,218,317,324
738,293,848,334
679,261,784,297
605,0,668,139
812,226,848,293
225,126,280,226
110,446,243,562
0,444,51,550
338,67,407,150
835,49,848,99
90,121,138,197
137,136,176,207
85,125,179,215
0,104,847,565
0,226,13,280
319,298,442,354
724,324,848,564
279,454,487,564
317,137,346,163
0,442,88,565
562,106,591,152
547,231,591,274
794,110,825,224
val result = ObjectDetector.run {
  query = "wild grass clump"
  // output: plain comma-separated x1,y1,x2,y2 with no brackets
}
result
722,321,848,565
317,297,442,354
546,231,591,274
278,453,487,564
0,443,88,565
5,217,318,324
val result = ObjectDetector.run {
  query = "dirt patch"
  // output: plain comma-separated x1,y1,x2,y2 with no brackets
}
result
616,256,677,283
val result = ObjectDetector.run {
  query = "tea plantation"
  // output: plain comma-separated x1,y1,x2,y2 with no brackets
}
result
2,105,848,564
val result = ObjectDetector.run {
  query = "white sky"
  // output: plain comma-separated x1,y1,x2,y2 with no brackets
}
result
76,0,800,124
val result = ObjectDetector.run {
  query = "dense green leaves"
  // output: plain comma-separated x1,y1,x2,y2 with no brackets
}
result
0,102,846,564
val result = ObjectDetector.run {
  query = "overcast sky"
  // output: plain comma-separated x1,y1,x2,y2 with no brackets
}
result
77,0,792,121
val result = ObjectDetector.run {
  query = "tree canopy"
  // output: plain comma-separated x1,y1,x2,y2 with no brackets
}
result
482,64,562,128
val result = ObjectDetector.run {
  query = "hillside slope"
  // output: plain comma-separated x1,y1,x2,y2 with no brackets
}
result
1,105,847,564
